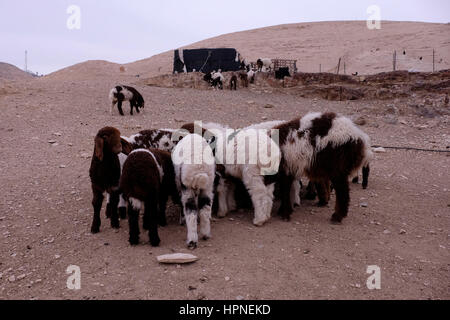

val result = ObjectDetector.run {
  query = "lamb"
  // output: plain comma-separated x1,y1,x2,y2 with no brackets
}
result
109,85,145,116
211,71,224,90
239,71,249,88
257,58,273,72
184,121,280,226
273,112,373,223
172,133,216,249
89,127,127,233
123,129,183,152
247,70,256,84
230,74,237,90
119,149,179,246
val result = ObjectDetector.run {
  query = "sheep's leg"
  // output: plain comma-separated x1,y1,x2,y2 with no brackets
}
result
129,101,134,115
277,172,294,221
184,197,198,249
157,192,168,227
110,101,116,115
145,195,160,247
127,202,140,245
117,100,124,116
291,180,301,207
198,193,212,240
216,178,229,218
118,195,127,219
304,181,317,200
330,176,350,224
243,171,274,226
226,182,237,212
91,186,104,233
316,180,330,207
362,165,370,189
107,190,120,229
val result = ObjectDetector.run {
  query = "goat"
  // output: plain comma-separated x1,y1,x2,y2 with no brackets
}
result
274,112,373,223
172,134,216,248
120,149,178,246
109,85,145,116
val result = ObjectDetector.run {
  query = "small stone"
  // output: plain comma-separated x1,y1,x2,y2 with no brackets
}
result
59,165,66,168
399,229,407,235
188,286,197,291
360,202,368,208
263,104,274,109
54,254,61,259
157,253,198,264
354,116,367,126
383,229,391,235
17,274,26,280
373,147,386,153
236,295,245,300
48,140,57,144
53,132,62,137
225,276,230,281
8,275,16,282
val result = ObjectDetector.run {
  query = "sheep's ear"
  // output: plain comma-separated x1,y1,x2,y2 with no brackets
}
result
120,138,133,155
94,136,104,161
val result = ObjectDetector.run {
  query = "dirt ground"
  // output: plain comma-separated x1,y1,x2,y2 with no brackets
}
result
0,76,449,300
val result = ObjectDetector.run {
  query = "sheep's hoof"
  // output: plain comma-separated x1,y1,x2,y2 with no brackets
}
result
330,213,343,224
316,201,328,207
187,241,197,250
362,184,368,190
129,237,139,245
119,207,127,220
201,235,211,241
150,238,160,247
90,225,100,234
110,220,120,229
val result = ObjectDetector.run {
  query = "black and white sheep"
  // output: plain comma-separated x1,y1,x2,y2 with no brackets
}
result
257,58,273,72
109,85,145,116
184,121,280,226
273,112,373,223
119,149,179,246
89,127,127,233
230,74,237,90
172,133,216,249
203,71,224,90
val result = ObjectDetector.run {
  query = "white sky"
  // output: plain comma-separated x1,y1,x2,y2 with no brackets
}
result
0,0,449,74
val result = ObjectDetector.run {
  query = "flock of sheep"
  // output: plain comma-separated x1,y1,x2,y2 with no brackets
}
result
93,85,373,249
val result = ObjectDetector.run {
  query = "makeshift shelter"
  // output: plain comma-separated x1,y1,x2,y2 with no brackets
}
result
173,48,242,74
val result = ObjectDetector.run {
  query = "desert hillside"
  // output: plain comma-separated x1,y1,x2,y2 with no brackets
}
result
35,21,450,81
0,62,33,81
126,21,450,78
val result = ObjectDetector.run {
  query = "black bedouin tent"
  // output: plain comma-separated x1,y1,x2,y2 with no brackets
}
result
173,48,241,74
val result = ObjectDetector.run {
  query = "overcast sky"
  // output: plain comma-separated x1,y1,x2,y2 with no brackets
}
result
1,0,449,74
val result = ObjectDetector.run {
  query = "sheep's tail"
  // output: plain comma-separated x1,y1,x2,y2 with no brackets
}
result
191,173,209,190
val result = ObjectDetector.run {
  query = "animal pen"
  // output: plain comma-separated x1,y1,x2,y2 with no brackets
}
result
272,59,298,74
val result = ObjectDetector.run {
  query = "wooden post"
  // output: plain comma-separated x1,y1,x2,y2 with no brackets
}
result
336,58,341,74
393,50,396,71
344,62,346,75
433,49,435,72
319,64,321,73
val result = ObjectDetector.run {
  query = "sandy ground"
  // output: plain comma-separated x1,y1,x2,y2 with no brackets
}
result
0,74,449,300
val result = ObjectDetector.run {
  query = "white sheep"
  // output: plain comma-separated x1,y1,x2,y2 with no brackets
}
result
172,133,216,249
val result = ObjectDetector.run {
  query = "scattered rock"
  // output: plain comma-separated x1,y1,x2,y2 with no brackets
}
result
188,286,197,291
59,165,66,169
225,276,230,281
399,229,407,235
383,229,391,235
360,202,368,208
157,253,199,264
8,275,16,282
263,104,274,109
354,116,367,126
373,147,386,153
236,295,245,300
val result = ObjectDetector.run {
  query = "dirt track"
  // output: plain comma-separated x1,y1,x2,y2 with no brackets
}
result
0,77,449,300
